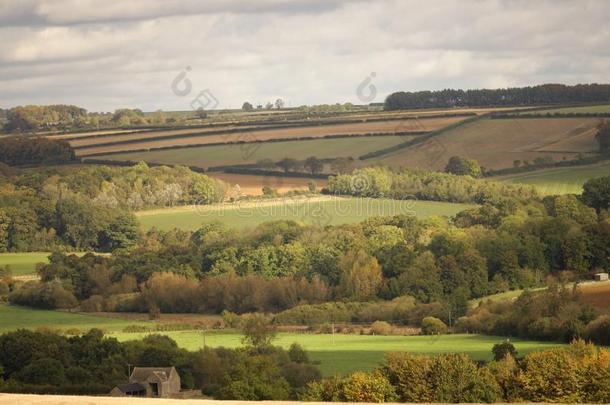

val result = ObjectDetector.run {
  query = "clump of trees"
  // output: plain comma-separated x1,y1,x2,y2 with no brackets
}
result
445,156,481,177
0,137,75,166
384,83,610,110
303,341,610,403
326,166,538,202
0,163,226,251
0,328,320,399
595,121,610,152
2,105,175,133
455,283,603,344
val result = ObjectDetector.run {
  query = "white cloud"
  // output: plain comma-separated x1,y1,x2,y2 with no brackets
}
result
0,0,609,111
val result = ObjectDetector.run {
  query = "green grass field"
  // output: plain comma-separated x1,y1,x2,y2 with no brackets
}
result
0,304,143,332
0,252,51,276
0,305,562,376
529,104,610,114
0,252,96,276
500,161,610,195
89,135,412,169
115,331,561,376
136,197,474,231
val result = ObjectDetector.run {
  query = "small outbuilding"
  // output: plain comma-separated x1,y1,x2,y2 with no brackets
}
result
110,367,181,398
594,273,609,281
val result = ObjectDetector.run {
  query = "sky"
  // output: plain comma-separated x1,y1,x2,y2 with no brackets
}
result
0,0,609,112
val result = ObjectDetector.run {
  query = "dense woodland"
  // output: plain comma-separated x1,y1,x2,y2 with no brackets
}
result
2,167,608,345
384,83,610,110
0,163,225,251
0,137,76,166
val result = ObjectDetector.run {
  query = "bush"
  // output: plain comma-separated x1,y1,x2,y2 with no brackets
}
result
370,321,393,335
380,352,433,402
584,315,610,345
341,371,397,403
79,295,104,312
421,316,447,335
288,343,309,364
492,341,517,361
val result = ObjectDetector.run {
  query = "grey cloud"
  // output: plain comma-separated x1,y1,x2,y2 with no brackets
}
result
0,0,609,111
0,0,355,26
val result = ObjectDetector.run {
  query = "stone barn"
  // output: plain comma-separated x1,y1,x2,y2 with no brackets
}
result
110,367,181,398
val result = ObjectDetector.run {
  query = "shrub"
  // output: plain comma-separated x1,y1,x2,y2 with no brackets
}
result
492,340,517,361
421,316,447,335
80,295,104,312
584,315,610,345
341,371,397,403
427,353,501,403
517,346,585,402
288,343,309,364
380,352,433,402
370,321,393,335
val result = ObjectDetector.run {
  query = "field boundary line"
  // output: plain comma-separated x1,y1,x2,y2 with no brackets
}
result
359,115,484,160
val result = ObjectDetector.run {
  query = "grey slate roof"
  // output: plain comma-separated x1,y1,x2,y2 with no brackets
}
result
115,383,145,394
130,367,175,382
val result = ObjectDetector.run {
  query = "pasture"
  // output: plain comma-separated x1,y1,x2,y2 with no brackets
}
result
499,161,610,195
113,331,562,376
135,196,474,232
372,117,602,171
88,135,412,168
0,304,562,376
74,116,463,156
0,304,141,332
0,252,50,276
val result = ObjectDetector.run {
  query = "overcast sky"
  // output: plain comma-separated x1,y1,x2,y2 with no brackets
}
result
0,0,609,112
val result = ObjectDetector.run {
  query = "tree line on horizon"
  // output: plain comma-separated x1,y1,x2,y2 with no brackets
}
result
384,83,610,110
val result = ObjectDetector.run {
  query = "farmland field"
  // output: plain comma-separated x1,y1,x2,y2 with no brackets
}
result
528,104,610,114
115,331,561,376
135,196,475,231
0,252,100,276
87,135,413,168
0,304,562,376
0,252,50,276
75,116,463,156
0,304,142,332
579,281,610,312
208,173,327,196
499,161,610,195
372,117,603,171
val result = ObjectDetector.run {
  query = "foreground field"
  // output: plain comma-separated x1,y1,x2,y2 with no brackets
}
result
500,161,610,195
0,252,50,276
0,305,561,376
373,117,602,171
88,135,412,168
136,196,474,231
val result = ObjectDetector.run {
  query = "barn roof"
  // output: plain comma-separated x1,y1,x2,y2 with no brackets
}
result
115,383,145,394
130,367,176,382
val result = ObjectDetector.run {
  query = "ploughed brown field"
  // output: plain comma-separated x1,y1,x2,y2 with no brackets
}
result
208,173,327,195
580,281,610,312
372,117,603,171
73,116,466,156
